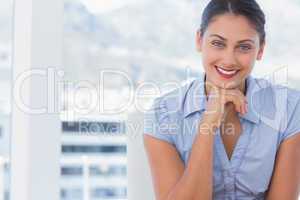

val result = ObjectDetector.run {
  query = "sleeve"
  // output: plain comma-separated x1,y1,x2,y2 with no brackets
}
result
280,90,300,141
143,97,174,145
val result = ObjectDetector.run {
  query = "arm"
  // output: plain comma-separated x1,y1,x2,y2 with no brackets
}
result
265,133,300,200
143,85,247,200
143,121,215,200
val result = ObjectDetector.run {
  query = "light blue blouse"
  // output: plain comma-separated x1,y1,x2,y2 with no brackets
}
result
144,72,300,200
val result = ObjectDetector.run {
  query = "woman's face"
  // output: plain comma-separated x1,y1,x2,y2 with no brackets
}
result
196,13,265,89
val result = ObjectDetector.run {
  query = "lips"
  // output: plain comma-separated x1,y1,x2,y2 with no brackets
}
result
215,65,239,78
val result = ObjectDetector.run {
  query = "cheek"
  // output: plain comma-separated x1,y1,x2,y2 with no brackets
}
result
237,53,257,69
201,47,218,66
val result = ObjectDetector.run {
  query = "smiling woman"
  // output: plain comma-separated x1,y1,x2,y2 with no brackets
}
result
143,0,300,200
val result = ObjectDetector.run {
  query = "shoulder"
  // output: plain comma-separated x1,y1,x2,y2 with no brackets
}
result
252,76,300,112
251,76,300,139
143,79,199,144
253,76,300,98
149,79,196,122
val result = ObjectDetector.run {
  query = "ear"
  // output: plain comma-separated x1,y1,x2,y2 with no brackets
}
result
196,30,203,52
256,42,265,60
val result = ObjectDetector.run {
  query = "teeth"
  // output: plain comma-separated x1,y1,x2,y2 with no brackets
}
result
216,66,237,75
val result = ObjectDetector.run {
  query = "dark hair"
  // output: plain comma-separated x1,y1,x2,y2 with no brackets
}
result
200,0,266,44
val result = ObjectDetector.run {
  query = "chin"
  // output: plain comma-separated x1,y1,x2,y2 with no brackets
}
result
207,73,244,90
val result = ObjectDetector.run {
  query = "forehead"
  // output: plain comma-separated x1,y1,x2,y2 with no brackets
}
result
204,13,259,42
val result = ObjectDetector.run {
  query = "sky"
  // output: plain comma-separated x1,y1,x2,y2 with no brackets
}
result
80,0,142,14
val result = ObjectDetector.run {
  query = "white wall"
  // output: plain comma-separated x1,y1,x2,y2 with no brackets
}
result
10,0,63,199
127,111,155,200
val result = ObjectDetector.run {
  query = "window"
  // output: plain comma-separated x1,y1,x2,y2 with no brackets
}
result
61,166,83,176
0,0,13,199
62,145,126,154
62,121,125,134
61,1,128,199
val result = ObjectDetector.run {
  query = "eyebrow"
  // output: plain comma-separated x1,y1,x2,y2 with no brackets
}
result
209,34,255,44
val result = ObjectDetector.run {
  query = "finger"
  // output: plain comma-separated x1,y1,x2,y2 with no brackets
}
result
241,97,248,114
223,89,248,115
242,103,245,115
237,98,244,114
228,89,247,102
241,104,245,115
241,99,246,115
237,101,243,114
228,96,241,113
225,93,242,113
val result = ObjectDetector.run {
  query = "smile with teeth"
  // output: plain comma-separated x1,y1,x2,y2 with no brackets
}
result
215,66,239,76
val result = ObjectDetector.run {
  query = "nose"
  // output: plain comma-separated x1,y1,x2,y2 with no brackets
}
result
220,49,237,68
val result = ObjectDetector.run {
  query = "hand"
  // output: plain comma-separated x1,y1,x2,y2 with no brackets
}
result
201,85,248,129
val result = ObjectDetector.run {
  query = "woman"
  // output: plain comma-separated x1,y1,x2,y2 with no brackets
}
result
143,0,300,200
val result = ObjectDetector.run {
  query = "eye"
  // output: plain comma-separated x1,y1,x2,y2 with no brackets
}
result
238,44,252,52
211,40,225,48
